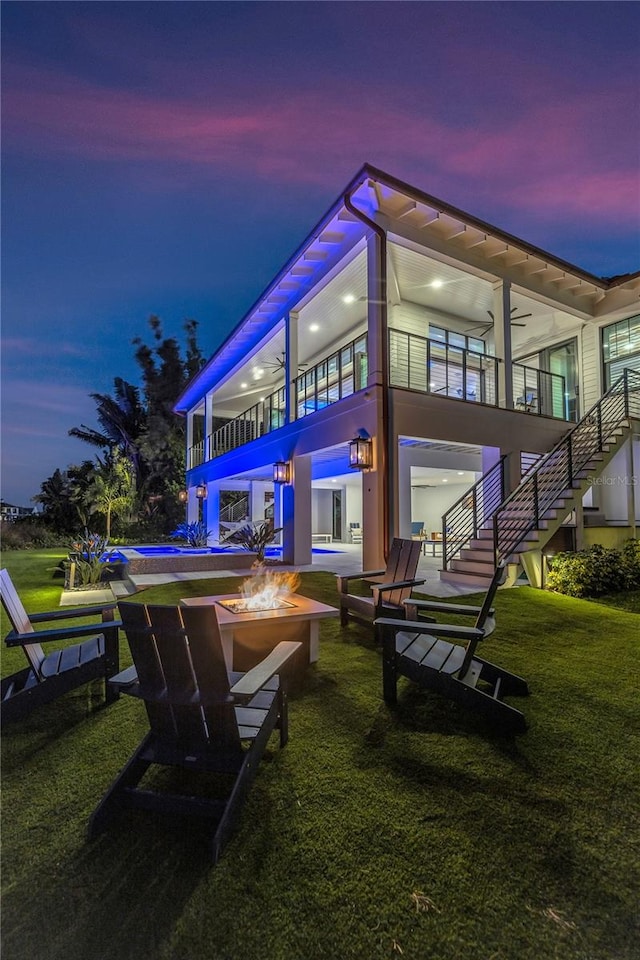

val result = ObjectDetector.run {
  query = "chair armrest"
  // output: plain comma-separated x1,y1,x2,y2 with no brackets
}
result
29,604,117,624
337,569,385,591
373,617,484,643
372,578,425,595
403,599,492,618
5,621,123,647
230,641,302,698
108,665,138,689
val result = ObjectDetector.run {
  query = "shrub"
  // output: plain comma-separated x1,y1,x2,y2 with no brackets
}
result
0,520,65,550
221,521,282,563
170,521,214,548
67,530,115,587
546,540,640,598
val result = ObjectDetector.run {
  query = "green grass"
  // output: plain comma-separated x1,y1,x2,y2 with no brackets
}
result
1,550,639,960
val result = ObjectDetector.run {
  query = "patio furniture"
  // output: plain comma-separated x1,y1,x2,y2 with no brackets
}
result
0,568,120,723
403,560,507,638
181,592,338,672
337,538,424,628
410,522,425,539
89,602,301,863
375,562,529,732
349,522,363,543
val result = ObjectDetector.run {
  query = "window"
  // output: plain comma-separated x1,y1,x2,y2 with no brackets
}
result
602,315,640,388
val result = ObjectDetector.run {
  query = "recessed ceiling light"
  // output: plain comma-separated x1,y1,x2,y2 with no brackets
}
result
430,280,444,289
442,478,448,482
342,294,356,304
259,397,265,402
309,323,320,332
457,471,464,475
331,479,337,483
240,382,248,389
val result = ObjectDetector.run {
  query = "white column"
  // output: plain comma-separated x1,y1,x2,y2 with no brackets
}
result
366,233,385,388
627,438,637,535
282,455,312,565
285,311,299,424
249,481,269,522
205,484,220,543
492,280,513,409
204,393,214,461
186,410,194,470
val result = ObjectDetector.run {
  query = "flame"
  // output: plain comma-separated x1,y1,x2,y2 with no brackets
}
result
239,569,301,611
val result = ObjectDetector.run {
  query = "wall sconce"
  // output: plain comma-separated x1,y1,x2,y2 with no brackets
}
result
348,436,373,470
178,489,188,504
195,484,207,500
273,461,291,484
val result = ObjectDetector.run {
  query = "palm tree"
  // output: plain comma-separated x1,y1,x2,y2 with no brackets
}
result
69,378,147,488
84,454,135,539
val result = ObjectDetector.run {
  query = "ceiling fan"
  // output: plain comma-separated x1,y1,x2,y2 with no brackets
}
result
263,353,309,373
466,307,532,336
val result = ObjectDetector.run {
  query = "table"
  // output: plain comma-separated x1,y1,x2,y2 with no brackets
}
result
180,593,338,671
311,533,332,543
421,539,443,557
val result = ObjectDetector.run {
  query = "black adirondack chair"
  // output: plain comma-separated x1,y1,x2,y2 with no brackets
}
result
375,562,529,732
0,568,120,723
89,602,301,863
337,538,424,627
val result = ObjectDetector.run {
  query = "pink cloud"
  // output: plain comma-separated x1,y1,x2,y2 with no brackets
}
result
3,60,637,227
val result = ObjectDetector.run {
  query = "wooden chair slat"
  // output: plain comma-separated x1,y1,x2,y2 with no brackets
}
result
90,601,300,863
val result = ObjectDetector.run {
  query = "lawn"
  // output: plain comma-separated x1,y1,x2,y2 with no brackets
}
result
1,550,638,960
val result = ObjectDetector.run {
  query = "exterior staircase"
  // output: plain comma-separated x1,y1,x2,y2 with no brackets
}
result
440,368,640,589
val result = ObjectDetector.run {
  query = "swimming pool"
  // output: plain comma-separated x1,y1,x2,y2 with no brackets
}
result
116,544,342,576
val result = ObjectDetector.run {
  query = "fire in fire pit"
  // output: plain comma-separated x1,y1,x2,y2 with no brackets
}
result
218,568,301,615
217,596,296,615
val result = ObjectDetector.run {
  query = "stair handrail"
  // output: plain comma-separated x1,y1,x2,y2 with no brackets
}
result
220,496,249,524
493,367,640,564
441,456,506,570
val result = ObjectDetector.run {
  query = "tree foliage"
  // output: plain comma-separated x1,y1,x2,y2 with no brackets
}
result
33,316,207,537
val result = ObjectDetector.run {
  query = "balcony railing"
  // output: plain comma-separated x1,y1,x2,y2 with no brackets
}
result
389,328,498,404
189,330,575,466
512,363,567,419
206,385,286,460
295,333,368,419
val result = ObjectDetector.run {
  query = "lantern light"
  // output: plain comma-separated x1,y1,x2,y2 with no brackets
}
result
273,461,291,484
348,436,373,470
178,489,188,503
195,484,207,500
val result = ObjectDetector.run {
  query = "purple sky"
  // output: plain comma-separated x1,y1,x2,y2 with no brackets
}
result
2,1,639,507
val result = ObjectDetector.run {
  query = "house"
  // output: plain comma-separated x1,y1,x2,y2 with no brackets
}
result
0,502,37,523
174,164,640,588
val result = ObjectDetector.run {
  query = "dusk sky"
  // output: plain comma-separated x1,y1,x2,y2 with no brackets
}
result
2,1,639,508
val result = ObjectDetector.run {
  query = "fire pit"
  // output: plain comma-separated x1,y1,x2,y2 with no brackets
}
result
181,589,338,672
217,596,296,615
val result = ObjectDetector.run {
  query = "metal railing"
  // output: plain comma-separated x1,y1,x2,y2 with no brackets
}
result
441,457,506,570
207,385,286,459
294,333,367,419
493,367,640,563
220,496,249,523
512,363,568,419
389,328,499,405
188,440,205,470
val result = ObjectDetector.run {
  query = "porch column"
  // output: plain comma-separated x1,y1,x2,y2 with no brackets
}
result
187,487,198,524
204,393,214,461
204,484,220,544
186,409,194,471
492,280,513,409
362,427,387,571
282,455,312,565
249,481,269,522
285,311,299,424
366,233,386,389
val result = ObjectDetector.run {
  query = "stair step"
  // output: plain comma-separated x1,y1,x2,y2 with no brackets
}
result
439,569,495,589
450,557,496,575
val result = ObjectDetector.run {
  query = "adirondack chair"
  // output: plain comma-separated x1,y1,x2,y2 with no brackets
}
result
402,560,508,639
337,538,424,627
89,602,302,863
374,562,529,732
0,568,120,723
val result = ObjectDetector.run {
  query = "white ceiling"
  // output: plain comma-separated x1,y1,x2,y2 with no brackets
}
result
212,238,580,414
